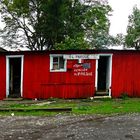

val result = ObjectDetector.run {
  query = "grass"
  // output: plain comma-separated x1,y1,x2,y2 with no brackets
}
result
0,98,140,116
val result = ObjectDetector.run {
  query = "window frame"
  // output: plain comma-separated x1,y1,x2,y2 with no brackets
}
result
50,54,67,72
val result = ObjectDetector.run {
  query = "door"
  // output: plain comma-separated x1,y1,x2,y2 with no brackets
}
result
97,56,108,91
6,56,24,98
9,58,21,97
96,55,112,96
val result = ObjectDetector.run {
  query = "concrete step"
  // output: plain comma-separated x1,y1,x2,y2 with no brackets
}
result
94,96,111,99
95,91,109,96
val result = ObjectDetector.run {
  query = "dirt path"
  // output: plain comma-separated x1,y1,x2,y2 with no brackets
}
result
0,113,140,140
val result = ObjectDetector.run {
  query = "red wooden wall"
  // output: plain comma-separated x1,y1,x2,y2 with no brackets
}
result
1,50,140,99
0,55,6,99
111,52,140,97
23,53,96,99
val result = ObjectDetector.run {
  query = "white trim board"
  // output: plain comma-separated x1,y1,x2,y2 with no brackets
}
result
63,54,99,60
6,55,24,97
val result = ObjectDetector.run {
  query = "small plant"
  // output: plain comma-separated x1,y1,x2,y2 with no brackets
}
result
120,93,129,100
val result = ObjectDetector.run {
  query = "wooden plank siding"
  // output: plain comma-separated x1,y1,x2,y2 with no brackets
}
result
112,51,140,97
0,55,6,99
23,53,95,99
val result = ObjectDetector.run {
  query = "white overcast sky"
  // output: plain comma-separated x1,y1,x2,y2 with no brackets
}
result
109,0,140,35
0,1,140,36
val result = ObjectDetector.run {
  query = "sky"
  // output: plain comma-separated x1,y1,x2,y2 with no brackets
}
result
108,0,140,36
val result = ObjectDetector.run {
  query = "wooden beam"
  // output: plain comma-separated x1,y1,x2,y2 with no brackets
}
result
0,108,72,112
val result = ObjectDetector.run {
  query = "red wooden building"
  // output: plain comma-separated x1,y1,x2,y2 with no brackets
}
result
0,50,140,100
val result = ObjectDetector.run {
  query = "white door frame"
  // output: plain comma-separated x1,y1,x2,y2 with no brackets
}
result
95,54,113,97
6,55,24,97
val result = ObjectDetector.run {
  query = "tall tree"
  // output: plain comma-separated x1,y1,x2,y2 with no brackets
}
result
125,6,140,49
0,0,112,50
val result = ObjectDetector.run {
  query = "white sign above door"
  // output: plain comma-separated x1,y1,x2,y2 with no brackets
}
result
63,54,99,60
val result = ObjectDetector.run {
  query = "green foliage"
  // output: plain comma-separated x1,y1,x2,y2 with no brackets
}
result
55,36,90,50
125,6,140,49
113,33,125,46
119,93,129,100
85,4,112,49
0,0,112,50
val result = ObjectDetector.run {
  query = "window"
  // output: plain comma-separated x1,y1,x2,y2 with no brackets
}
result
50,55,66,72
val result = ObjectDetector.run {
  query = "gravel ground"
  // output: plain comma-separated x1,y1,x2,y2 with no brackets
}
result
0,113,140,140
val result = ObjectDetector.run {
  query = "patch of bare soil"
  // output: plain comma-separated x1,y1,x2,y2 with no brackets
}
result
0,113,140,140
